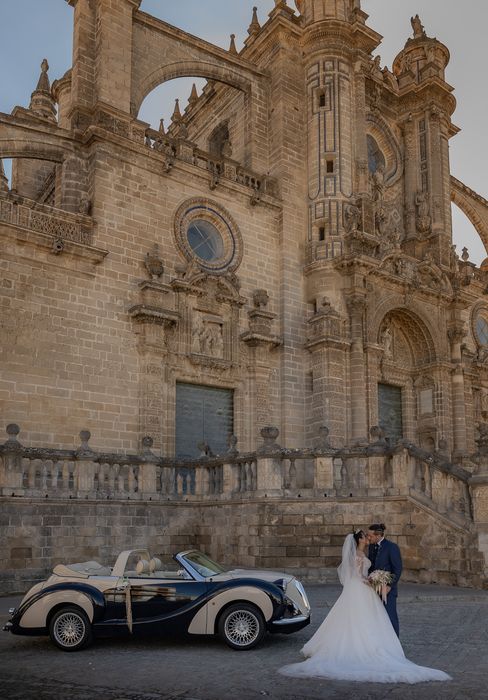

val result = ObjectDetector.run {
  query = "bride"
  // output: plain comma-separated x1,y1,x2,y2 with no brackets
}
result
279,530,451,684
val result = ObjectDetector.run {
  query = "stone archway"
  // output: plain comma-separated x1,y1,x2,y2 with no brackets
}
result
373,308,439,446
131,61,253,119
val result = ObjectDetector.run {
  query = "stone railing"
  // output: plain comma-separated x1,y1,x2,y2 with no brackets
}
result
0,190,93,246
0,424,477,526
143,128,279,200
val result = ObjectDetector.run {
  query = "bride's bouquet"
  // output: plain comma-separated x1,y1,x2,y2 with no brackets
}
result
368,570,394,603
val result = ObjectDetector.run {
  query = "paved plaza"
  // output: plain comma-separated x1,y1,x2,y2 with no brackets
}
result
1,583,487,700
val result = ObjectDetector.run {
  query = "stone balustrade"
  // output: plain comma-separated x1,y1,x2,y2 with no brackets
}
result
143,128,279,200
0,424,475,524
0,190,93,245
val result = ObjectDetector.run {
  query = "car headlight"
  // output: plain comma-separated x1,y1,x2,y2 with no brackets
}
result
285,579,311,615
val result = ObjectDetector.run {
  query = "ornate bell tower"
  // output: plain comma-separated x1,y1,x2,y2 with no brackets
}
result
295,0,381,264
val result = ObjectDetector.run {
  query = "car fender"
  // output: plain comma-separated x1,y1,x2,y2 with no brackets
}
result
188,585,275,635
16,583,105,630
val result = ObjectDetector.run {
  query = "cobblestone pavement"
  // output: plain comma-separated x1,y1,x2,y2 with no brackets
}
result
1,583,487,700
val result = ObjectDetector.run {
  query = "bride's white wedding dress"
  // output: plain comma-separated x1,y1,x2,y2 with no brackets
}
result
279,535,451,684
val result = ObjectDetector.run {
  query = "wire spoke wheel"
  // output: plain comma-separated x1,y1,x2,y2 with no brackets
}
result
49,606,92,651
219,603,265,650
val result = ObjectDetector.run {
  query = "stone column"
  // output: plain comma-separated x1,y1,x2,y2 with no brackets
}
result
448,325,467,459
354,62,369,196
347,294,368,443
306,304,348,445
402,115,418,240
428,108,444,233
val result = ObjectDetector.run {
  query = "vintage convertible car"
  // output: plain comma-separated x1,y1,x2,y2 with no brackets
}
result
4,549,310,651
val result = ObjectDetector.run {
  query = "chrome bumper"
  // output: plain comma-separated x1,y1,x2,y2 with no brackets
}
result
3,621,13,632
272,614,310,626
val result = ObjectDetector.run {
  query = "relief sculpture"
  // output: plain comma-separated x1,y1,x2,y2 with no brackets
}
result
191,311,224,358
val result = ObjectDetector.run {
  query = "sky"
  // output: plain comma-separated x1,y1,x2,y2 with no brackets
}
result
0,0,487,263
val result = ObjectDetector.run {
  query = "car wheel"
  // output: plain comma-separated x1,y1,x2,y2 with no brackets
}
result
49,606,93,651
218,603,266,650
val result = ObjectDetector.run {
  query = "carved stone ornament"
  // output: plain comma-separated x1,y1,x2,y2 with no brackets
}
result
191,310,224,359
253,289,269,309
144,244,164,279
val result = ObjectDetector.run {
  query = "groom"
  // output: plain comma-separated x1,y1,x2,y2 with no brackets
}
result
367,523,402,636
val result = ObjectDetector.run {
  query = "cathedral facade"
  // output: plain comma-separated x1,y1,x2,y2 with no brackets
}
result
2,0,488,591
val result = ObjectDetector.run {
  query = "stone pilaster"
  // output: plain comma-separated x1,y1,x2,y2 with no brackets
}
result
241,297,281,450
347,294,368,443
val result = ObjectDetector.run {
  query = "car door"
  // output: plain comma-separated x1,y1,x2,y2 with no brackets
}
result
127,576,208,630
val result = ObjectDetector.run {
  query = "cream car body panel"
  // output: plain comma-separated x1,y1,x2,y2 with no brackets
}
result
188,585,274,634
20,590,95,628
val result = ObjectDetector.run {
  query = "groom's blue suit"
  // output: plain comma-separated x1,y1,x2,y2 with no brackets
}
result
368,538,402,636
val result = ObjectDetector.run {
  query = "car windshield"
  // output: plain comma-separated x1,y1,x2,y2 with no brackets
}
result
181,551,227,577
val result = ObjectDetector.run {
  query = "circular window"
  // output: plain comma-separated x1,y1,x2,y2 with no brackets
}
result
187,219,224,262
174,199,242,273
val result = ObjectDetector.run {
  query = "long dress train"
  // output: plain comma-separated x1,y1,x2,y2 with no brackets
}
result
279,536,451,684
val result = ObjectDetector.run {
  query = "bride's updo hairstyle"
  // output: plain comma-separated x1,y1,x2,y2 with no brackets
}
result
353,529,365,545
369,523,386,533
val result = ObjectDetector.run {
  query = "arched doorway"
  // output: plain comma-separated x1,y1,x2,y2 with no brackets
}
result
374,308,439,448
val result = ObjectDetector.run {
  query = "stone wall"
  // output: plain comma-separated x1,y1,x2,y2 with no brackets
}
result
1,494,483,595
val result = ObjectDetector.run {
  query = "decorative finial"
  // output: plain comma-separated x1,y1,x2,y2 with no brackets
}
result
171,98,182,124
144,244,164,279
188,83,199,107
248,6,261,35
37,59,50,92
410,14,426,39
29,58,56,121
229,34,237,55
159,118,165,135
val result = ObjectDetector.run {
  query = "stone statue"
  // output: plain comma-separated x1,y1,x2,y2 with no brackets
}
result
381,324,393,358
411,14,426,39
191,313,204,354
344,199,362,233
375,206,388,236
370,55,382,79
415,191,431,234
371,163,385,204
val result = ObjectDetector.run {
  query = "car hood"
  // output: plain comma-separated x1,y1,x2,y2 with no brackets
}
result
211,568,295,584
